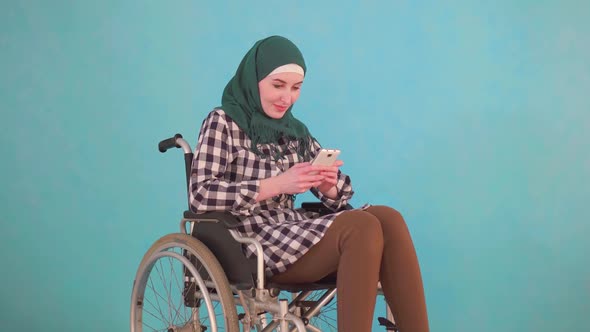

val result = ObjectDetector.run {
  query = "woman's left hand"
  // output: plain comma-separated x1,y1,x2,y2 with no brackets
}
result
314,160,344,198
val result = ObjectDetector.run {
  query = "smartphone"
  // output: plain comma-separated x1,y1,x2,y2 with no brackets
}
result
311,148,341,167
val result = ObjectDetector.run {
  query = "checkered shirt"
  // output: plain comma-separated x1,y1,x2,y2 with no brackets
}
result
189,109,354,276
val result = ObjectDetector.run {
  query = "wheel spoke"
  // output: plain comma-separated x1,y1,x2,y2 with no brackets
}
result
149,257,192,329
142,306,168,330
169,248,187,324
142,320,165,332
155,258,173,323
169,254,186,324
299,290,338,332
147,275,168,323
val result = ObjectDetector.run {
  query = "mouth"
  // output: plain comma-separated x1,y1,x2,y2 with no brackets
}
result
273,104,289,112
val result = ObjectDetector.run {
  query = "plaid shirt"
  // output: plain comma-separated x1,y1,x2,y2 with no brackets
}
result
189,109,354,276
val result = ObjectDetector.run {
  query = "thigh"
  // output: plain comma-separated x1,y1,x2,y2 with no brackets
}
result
270,210,380,284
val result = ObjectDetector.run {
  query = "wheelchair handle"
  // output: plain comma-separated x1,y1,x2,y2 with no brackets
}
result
158,134,192,154
158,133,182,152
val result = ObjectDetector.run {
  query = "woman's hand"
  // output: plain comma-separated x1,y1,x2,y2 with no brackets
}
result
315,160,344,198
258,162,325,201
276,162,326,194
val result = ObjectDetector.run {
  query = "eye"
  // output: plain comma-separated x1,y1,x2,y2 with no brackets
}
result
292,86,301,91
273,84,284,89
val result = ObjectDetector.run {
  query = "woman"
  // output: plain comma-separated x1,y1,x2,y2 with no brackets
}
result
190,35,429,332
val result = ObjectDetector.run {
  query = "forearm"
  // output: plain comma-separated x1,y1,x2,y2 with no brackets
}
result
320,186,339,200
257,176,283,202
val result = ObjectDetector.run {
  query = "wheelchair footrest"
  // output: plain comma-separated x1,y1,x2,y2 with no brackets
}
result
378,317,399,331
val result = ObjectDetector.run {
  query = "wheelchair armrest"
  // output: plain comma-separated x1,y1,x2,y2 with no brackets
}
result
184,202,354,225
301,202,354,216
340,203,354,211
183,210,242,228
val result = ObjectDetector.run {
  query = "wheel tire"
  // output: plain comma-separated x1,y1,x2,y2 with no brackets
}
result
131,233,239,332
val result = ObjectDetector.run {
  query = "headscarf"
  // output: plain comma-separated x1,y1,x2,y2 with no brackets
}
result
221,35,314,160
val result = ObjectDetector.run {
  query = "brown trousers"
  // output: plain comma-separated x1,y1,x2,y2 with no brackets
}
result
270,206,429,332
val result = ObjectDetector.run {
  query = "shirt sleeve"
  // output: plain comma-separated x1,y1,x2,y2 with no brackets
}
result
309,138,354,211
189,111,260,215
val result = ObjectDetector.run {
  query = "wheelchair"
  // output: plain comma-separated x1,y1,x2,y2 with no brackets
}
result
130,134,398,331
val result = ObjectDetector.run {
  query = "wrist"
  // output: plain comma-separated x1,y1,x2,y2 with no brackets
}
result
271,174,286,196
264,175,284,195
319,185,338,199
258,176,282,202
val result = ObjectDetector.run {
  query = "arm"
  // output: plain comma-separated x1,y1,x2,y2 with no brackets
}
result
189,112,260,215
189,111,324,214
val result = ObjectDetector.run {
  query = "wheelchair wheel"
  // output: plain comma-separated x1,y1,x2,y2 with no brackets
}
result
302,290,338,332
131,233,239,332
276,289,337,332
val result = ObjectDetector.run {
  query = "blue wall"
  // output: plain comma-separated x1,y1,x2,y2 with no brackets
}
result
1,1,588,331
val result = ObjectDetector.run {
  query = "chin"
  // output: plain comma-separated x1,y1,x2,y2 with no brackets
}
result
270,112,286,119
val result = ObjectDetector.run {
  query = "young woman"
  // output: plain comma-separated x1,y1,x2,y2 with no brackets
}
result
190,35,429,332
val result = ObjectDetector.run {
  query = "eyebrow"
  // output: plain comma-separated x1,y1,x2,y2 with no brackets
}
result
272,79,303,85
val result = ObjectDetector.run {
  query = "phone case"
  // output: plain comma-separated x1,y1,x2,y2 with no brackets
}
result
311,149,340,166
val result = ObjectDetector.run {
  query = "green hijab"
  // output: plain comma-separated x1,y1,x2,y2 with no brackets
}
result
221,35,314,161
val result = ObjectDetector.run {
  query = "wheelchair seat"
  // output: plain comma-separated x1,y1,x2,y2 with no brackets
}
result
183,209,338,292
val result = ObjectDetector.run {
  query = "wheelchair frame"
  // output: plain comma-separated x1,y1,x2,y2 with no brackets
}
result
130,133,397,332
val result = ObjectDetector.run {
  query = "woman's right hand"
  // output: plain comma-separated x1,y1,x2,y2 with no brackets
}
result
275,162,325,194
258,162,324,202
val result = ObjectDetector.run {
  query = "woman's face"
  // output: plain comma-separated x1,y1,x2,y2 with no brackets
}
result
258,72,304,119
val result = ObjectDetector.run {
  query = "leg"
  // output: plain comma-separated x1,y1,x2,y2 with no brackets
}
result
365,205,430,332
271,211,384,332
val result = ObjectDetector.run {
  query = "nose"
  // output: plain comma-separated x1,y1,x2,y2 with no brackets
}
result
280,92,292,104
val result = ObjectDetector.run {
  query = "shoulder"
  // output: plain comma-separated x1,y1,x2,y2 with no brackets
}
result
201,108,227,125
198,108,246,143
199,109,230,132
200,108,239,129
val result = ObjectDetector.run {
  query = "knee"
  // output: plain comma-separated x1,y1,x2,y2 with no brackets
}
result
367,206,411,243
336,211,384,253
368,205,405,221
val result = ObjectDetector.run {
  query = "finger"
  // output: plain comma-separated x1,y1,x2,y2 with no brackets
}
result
313,165,338,173
297,183,312,193
321,171,336,178
302,174,325,182
320,172,338,182
320,172,338,180
296,165,319,175
321,177,338,185
306,164,324,173
293,162,311,168
332,160,344,167
298,172,324,180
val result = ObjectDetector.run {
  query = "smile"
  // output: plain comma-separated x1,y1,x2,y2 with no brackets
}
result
273,104,289,112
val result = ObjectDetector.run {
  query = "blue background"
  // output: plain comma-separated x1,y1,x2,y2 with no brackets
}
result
1,1,588,331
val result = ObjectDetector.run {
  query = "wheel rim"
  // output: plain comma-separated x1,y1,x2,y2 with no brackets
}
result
131,242,234,332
